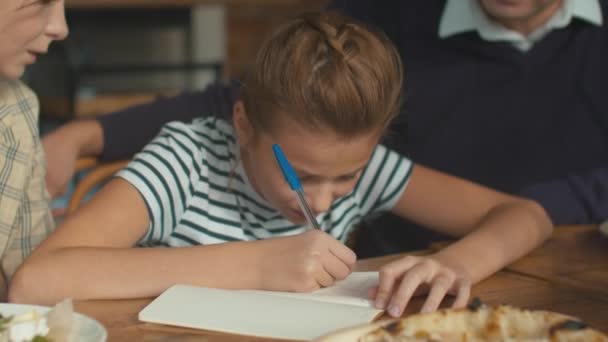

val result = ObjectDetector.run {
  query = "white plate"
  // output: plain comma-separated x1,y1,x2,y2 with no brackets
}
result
0,303,107,342
600,220,608,237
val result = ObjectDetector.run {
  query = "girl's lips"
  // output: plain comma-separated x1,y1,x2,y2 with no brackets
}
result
290,208,306,223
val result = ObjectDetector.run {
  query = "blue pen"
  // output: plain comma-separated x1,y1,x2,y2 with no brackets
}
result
272,144,322,230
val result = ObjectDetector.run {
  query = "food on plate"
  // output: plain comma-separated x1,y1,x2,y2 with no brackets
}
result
360,299,607,341
0,300,73,342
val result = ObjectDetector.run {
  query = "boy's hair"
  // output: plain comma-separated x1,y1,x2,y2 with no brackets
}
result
241,11,403,138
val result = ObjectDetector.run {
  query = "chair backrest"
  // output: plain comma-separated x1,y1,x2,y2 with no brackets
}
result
67,159,130,215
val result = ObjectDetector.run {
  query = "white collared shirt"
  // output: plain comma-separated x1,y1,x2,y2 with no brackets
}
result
439,0,603,51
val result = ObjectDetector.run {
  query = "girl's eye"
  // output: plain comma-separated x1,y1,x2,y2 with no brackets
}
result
20,0,54,9
300,176,318,183
299,172,359,183
337,173,358,182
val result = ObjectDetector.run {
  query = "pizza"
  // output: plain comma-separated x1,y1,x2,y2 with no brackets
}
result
359,299,608,342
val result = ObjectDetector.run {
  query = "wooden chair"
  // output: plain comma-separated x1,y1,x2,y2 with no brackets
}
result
67,158,130,215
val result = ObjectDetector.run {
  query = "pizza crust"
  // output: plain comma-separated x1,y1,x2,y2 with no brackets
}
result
359,304,607,342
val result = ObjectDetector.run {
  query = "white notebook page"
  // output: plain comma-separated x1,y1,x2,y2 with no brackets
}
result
139,272,383,340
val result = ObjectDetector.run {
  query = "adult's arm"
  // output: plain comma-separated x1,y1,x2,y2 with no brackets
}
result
42,81,240,198
98,81,240,161
519,167,608,225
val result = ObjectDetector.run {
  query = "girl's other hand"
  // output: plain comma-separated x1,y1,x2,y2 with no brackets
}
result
369,255,471,317
257,229,357,292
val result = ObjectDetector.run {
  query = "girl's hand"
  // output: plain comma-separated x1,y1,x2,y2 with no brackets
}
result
369,255,471,317
257,229,357,292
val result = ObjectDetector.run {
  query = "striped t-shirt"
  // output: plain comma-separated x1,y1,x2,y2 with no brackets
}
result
117,118,413,246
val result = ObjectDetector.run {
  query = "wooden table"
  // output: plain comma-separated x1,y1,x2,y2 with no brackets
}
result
506,225,608,298
73,225,608,341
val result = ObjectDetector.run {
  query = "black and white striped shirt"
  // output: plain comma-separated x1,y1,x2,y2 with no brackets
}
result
117,118,413,246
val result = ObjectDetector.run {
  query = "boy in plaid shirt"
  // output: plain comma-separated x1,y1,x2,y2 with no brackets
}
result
0,0,69,299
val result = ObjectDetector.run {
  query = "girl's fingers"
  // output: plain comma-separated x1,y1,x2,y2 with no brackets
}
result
316,268,335,288
384,262,432,317
451,277,472,308
328,240,357,271
323,251,353,281
420,274,453,313
368,285,378,299
373,256,472,317
374,257,420,309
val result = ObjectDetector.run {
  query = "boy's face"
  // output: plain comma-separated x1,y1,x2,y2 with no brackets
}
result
0,0,68,79
236,106,380,225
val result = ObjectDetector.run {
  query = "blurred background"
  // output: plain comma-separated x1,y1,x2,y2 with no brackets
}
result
26,0,328,214
26,0,328,121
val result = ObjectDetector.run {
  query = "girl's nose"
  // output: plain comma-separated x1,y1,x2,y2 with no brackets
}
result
310,185,334,216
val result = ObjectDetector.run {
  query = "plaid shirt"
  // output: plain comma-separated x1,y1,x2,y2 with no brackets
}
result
0,80,54,297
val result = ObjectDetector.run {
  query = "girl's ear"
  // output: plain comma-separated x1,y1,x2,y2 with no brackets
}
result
232,100,255,146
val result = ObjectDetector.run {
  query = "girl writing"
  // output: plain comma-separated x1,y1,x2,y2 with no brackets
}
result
10,12,551,318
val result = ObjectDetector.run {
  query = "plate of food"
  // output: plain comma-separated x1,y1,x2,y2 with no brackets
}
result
0,300,106,342
315,299,608,341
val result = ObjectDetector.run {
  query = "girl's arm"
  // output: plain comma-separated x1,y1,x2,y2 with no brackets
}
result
375,164,552,316
9,178,356,305
9,179,261,304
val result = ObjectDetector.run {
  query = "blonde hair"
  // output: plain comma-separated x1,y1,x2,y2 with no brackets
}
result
241,11,404,138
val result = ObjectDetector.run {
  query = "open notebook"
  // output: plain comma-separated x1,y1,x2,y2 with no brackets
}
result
138,272,383,340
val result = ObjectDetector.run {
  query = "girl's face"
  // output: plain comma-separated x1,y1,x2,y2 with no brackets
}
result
235,103,380,225
0,0,68,80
